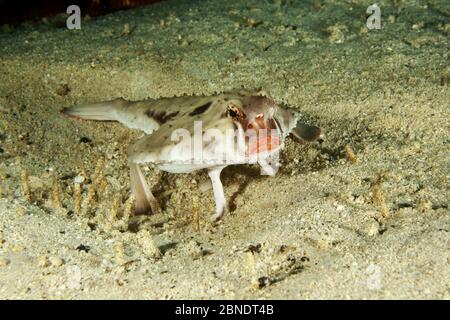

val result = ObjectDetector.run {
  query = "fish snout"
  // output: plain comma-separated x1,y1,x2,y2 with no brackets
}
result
246,114,267,131
245,115,281,155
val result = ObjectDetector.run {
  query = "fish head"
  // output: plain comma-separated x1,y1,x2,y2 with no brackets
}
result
223,94,298,156
225,95,276,132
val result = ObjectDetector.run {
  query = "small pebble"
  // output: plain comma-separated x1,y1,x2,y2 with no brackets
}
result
49,256,64,267
66,265,82,289
366,222,379,237
137,230,162,259
36,255,49,267
56,84,70,96
184,240,204,260
74,175,85,184
11,244,24,252
0,257,10,267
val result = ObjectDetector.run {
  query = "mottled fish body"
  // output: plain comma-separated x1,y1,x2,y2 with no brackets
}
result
62,90,321,220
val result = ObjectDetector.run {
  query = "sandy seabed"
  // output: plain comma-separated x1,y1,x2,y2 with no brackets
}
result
0,0,448,299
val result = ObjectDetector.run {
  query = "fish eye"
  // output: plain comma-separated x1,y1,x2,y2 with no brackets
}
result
228,108,237,118
226,103,247,121
226,103,246,120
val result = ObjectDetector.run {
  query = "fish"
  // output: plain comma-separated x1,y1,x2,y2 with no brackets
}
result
62,90,321,221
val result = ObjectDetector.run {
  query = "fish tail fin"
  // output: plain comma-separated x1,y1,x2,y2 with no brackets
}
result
129,163,160,215
61,98,127,121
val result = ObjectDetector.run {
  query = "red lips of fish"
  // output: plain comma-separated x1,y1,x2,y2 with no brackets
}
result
246,115,281,155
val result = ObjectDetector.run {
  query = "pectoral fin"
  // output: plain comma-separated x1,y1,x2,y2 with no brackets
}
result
208,166,227,221
291,122,321,143
129,163,160,215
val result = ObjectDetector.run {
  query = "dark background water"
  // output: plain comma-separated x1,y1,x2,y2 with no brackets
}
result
0,0,165,24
